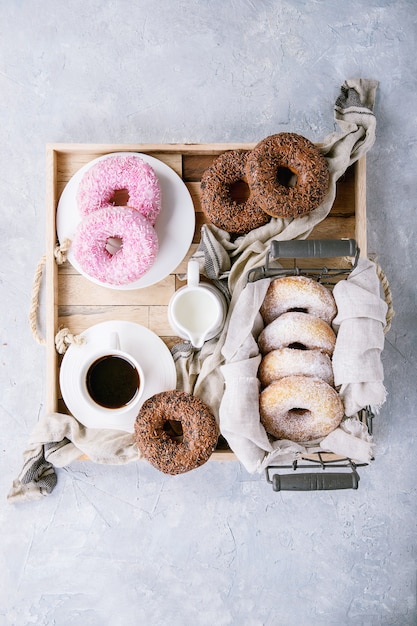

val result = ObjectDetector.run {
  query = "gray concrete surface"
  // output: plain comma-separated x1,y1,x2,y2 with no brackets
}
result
0,1,416,624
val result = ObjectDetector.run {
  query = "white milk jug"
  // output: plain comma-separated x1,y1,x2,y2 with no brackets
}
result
168,260,227,348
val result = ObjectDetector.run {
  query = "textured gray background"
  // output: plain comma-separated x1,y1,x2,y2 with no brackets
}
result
1,1,416,625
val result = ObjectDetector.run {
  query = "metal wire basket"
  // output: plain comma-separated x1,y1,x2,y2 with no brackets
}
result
248,238,374,492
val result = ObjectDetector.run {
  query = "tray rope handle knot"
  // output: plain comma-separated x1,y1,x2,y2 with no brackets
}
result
29,238,84,353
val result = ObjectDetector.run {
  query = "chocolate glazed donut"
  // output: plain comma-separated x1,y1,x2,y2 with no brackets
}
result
200,150,270,234
245,133,329,218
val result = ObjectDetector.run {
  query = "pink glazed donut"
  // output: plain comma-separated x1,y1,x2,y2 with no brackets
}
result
77,154,162,225
72,206,158,285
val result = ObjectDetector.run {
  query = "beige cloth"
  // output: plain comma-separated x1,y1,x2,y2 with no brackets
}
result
320,417,374,464
331,257,388,415
8,413,140,502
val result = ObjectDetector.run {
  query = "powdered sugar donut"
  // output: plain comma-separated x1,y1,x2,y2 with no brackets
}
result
77,154,162,225
258,348,334,387
72,206,158,285
258,311,336,355
260,275,337,326
259,375,344,442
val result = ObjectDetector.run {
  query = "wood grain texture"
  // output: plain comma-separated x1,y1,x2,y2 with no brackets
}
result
45,147,59,413
355,155,367,257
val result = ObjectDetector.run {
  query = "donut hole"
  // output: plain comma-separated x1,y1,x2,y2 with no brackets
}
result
109,188,130,206
288,306,308,314
288,342,308,350
229,180,251,204
289,408,310,419
105,236,123,256
163,419,184,443
276,167,298,188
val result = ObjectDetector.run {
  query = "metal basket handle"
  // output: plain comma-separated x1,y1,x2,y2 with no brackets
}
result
265,465,360,491
269,238,358,261
247,238,360,283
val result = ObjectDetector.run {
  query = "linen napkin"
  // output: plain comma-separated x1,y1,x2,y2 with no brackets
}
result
320,417,375,464
331,257,388,416
8,413,140,503
219,279,273,470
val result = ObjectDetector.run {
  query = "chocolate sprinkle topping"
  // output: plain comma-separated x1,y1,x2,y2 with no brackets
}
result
245,133,329,219
134,390,219,475
200,150,270,234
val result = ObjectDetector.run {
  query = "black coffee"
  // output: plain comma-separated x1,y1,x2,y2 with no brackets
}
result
86,355,139,409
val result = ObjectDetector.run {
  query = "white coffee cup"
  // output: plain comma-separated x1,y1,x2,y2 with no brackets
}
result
168,260,227,348
79,331,145,415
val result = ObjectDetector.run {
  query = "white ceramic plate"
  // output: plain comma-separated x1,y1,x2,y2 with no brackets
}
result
59,320,177,432
56,152,195,289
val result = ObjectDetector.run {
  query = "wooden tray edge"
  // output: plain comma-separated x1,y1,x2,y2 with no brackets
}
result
45,144,367,463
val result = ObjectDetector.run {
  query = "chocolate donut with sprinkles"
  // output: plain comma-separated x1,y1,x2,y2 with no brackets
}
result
200,150,270,235
134,390,219,475
245,133,329,219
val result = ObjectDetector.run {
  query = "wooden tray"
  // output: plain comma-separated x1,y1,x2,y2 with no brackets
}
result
45,143,367,461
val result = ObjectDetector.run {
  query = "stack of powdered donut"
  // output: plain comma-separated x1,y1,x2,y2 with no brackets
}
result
72,154,161,286
257,275,345,443
200,132,329,235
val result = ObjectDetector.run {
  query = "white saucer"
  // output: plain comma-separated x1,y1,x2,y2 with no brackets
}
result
59,320,177,432
56,152,195,290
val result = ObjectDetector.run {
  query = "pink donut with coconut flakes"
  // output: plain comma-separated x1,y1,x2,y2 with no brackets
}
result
77,154,162,225
72,206,158,285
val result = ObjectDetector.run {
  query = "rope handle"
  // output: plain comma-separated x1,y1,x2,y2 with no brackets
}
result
29,239,73,348
54,327,85,354
29,253,47,345
374,261,394,334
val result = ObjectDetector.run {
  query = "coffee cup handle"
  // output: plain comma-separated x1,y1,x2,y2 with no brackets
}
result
187,259,200,288
106,331,121,351
88,330,121,351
